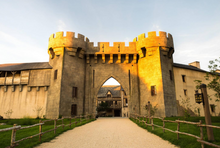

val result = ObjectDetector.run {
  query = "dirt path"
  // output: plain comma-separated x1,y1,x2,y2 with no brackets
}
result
36,118,178,148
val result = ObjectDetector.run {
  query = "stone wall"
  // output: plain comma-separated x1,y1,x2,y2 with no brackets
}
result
173,67,220,116
85,54,139,116
0,69,50,119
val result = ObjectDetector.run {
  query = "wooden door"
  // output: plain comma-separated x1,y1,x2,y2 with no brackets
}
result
71,104,77,116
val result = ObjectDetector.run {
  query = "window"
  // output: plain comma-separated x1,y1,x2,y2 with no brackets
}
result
210,104,215,113
71,104,77,116
107,94,111,98
141,47,146,57
115,101,117,105
184,89,187,96
151,86,156,96
0,72,5,77
182,75,186,82
124,98,128,107
169,70,172,80
54,70,58,80
72,87,77,98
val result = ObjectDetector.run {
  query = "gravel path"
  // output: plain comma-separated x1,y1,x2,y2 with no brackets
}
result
36,118,178,148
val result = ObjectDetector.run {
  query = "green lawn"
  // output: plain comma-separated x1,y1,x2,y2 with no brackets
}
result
130,116,220,148
0,118,95,148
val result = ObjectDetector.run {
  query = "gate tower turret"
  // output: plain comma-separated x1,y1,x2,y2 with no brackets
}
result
46,31,88,119
134,31,177,117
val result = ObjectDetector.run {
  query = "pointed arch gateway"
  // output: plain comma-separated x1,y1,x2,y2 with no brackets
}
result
83,59,140,118
95,76,128,117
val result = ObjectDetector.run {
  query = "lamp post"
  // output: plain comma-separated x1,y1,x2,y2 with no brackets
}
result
195,84,214,141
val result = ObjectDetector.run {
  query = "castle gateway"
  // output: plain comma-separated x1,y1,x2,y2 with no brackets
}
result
0,31,218,119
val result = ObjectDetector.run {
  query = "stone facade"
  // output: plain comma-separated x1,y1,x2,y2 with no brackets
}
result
0,31,219,119
97,85,128,117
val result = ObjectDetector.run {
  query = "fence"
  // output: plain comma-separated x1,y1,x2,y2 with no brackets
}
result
130,113,220,148
0,114,95,148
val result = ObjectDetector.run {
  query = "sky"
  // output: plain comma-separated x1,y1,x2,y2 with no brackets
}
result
0,0,220,85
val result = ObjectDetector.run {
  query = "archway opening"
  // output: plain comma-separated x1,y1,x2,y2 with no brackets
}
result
96,77,128,117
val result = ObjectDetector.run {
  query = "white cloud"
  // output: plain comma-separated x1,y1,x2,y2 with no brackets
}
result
0,31,47,64
57,20,66,31
174,34,220,70
151,24,162,32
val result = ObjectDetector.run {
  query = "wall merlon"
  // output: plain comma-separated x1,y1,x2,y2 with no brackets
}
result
55,32,64,38
133,37,137,42
148,31,157,37
168,33,173,40
86,37,89,42
159,31,167,37
138,33,145,41
66,32,75,38
49,34,54,41
78,33,85,41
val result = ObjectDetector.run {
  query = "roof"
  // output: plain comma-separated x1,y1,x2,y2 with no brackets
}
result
0,62,52,71
97,85,123,98
173,63,207,73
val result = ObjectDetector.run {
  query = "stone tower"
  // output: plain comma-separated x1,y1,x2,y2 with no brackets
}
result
134,31,177,117
46,32,88,118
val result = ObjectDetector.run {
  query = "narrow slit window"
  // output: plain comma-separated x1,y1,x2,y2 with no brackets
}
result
169,70,172,80
184,89,187,96
54,70,58,80
93,70,95,88
182,75,186,82
151,86,156,96
128,70,131,92
72,87,77,98
210,104,215,113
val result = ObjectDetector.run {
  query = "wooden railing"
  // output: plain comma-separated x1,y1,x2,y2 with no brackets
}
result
0,114,95,148
130,113,220,148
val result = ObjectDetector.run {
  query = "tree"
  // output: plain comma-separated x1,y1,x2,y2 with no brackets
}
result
145,103,158,116
194,57,220,102
180,95,191,119
96,102,109,112
4,109,13,119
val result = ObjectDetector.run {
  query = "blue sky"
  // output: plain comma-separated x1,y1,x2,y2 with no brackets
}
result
0,0,220,85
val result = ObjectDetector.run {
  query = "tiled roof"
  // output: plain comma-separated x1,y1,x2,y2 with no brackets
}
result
97,85,122,98
173,63,207,72
0,62,52,71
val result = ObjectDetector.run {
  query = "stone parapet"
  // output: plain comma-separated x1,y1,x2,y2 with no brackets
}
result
133,31,174,58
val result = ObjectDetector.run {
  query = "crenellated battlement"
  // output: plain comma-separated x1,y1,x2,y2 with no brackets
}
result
48,31,89,49
48,31,174,59
49,32,90,42
92,42,137,54
133,31,174,49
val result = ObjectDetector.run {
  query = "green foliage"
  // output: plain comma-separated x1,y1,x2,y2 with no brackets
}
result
96,102,109,112
130,116,220,148
58,115,62,119
0,118,95,148
145,104,158,116
180,95,191,119
206,58,220,101
4,109,13,119
194,57,220,102
194,107,201,116
33,106,43,119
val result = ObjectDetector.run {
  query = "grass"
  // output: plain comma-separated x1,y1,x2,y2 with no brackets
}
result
130,116,220,148
0,118,95,148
